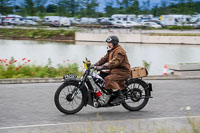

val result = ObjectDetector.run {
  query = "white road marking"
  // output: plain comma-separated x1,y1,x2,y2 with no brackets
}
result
0,115,200,130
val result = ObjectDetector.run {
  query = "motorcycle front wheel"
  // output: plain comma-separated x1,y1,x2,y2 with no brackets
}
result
122,79,150,111
54,82,85,114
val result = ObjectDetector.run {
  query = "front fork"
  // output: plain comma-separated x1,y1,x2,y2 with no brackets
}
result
70,81,84,99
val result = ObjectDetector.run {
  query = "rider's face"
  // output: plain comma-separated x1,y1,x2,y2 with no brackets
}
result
107,42,113,49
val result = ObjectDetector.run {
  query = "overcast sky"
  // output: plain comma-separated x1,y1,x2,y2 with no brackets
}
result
15,0,198,12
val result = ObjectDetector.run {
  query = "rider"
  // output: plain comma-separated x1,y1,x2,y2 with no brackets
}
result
94,35,131,104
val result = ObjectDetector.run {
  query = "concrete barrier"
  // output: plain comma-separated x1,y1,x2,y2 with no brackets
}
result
168,63,200,76
75,32,200,45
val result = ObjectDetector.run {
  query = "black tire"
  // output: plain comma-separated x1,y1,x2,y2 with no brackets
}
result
54,82,85,114
122,79,150,111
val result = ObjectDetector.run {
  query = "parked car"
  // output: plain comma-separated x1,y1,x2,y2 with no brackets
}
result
69,18,80,25
99,18,114,25
111,14,137,22
25,16,41,22
50,17,71,27
44,16,71,26
2,17,15,25
124,21,141,27
141,22,162,28
2,16,24,25
144,20,165,27
79,17,98,24
0,17,3,25
112,21,126,28
112,21,140,28
21,20,38,26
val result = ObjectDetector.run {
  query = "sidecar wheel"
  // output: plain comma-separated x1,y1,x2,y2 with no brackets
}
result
54,82,85,114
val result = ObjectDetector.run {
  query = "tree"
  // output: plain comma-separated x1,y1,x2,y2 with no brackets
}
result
0,0,13,15
24,0,35,16
53,0,80,17
62,0,80,17
185,0,195,15
35,0,47,17
46,4,57,13
80,0,99,17
149,0,199,15
141,0,150,14
160,0,168,15
151,4,158,16
126,0,140,15
54,0,66,16
104,0,118,17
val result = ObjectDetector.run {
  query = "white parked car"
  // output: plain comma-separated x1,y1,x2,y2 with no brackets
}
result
112,21,126,27
112,21,140,28
21,20,38,26
3,17,25,25
44,16,71,26
125,21,141,27
51,17,71,27
25,16,41,22
79,17,98,24
141,22,162,28
2,17,16,25
69,18,80,25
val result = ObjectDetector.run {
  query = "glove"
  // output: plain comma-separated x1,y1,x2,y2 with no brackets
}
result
95,63,109,71
90,64,95,69
95,65,104,71
94,62,100,66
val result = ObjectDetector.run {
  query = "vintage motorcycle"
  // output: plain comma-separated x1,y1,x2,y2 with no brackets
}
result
54,58,153,114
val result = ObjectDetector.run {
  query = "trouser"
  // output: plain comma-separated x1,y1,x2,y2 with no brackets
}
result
104,73,129,90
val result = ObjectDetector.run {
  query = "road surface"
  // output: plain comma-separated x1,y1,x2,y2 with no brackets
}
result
0,79,200,132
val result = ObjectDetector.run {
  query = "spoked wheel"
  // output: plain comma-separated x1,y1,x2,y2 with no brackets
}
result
54,82,85,114
122,79,150,111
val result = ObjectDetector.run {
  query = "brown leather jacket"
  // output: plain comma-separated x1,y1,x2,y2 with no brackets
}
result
97,44,131,74
96,44,131,90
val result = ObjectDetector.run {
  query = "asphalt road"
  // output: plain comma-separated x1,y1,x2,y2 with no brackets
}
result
0,79,200,132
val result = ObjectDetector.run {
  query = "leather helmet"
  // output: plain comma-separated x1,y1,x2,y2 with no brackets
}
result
106,36,119,46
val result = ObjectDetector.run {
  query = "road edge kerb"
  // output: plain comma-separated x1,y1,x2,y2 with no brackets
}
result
1,75,200,84
0,78,63,84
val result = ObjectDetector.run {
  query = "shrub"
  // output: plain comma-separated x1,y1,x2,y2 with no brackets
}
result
0,57,82,79
167,25,194,30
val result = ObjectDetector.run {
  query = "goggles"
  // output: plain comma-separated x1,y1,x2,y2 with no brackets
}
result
106,37,112,43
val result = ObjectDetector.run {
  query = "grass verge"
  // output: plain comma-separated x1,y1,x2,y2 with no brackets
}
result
0,57,82,79
149,33,200,36
0,28,75,42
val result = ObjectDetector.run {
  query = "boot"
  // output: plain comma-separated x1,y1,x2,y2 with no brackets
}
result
111,90,125,105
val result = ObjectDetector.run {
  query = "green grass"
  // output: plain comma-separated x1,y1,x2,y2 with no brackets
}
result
0,28,75,41
0,57,82,79
149,33,200,36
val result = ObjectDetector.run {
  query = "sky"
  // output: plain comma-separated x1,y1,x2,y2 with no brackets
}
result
16,0,199,12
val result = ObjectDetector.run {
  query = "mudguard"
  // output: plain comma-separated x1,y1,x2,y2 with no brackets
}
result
63,78,89,106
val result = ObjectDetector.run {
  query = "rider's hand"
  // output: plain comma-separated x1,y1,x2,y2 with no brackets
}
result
95,66,104,71
94,62,99,66
95,63,110,71
90,64,95,69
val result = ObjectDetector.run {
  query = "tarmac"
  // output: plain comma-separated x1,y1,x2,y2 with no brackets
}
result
1,76,200,133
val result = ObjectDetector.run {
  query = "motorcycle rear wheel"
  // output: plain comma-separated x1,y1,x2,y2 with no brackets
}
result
122,79,150,111
54,82,85,114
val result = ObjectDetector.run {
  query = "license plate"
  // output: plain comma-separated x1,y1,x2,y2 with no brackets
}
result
63,74,77,79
